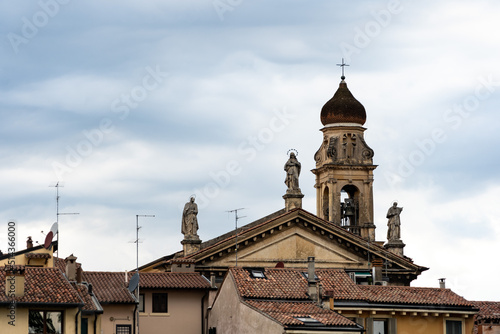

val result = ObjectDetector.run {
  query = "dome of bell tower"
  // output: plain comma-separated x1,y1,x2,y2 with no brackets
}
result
320,78,366,126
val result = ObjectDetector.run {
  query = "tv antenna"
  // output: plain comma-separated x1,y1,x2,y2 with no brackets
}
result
49,182,79,257
227,208,245,267
132,214,154,334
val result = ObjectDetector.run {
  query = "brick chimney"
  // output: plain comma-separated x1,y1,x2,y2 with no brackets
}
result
26,236,33,249
4,265,25,297
65,254,77,281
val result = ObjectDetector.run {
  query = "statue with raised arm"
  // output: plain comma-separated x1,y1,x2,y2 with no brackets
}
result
284,152,301,193
386,202,403,241
182,197,199,238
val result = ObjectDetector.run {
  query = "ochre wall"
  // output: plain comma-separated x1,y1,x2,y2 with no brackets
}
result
208,274,283,334
139,289,206,334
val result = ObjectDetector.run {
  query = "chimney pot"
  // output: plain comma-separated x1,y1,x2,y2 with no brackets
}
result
27,236,33,249
439,278,446,289
65,254,78,281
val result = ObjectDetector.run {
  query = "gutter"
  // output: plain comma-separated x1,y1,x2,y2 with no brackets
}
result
75,305,82,334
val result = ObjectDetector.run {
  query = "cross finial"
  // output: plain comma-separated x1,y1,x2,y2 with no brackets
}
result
336,58,349,80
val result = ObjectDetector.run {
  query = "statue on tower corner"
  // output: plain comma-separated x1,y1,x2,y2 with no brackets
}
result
386,202,403,241
284,152,301,193
182,196,199,239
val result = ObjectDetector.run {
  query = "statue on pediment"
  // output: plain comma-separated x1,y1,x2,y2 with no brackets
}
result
284,152,301,193
182,197,199,238
387,202,403,241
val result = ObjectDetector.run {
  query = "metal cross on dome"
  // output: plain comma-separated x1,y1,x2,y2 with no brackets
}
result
336,58,349,80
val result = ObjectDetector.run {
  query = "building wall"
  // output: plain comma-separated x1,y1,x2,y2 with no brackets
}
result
100,304,135,334
139,289,206,334
478,324,500,334
338,310,475,334
83,313,102,334
0,307,79,334
209,274,283,334
0,246,54,268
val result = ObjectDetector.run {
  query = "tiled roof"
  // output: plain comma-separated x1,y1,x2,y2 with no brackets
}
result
472,301,500,321
231,267,475,309
72,283,102,312
83,272,136,304
136,272,211,289
25,253,51,259
0,267,82,305
245,300,359,328
232,267,309,300
358,285,475,307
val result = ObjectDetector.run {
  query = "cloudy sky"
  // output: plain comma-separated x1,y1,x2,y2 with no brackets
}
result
1,0,499,301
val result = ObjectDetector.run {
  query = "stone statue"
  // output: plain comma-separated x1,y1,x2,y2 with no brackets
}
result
182,197,199,238
386,202,403,241
284,152,301,193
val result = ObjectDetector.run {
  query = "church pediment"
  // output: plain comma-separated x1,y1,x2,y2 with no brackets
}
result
235,230,363,266
187,209,425,276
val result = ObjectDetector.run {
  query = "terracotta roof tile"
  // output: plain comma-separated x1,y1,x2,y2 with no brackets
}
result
25,253,51,259
472,301,500,321
135,272,211,289
232,267,309,300
83,272,136,304
0,267,82,305
358,285,475,307
245,300,358,328
72,283,102,312
231,267,475,309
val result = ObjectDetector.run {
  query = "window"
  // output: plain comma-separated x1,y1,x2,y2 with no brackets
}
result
139,294,145,312
373,319,388,334
152,293,168,313
116,324,132,334
29,310,63,334
446,320,463,334
367,318,396,334
250,270,265,278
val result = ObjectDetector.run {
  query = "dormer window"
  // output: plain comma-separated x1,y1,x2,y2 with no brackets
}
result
249,269,266,279
295,316,320,324
301,272,318,280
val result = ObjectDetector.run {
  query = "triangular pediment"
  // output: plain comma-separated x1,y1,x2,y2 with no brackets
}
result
235,229,363,266
138,209,427,286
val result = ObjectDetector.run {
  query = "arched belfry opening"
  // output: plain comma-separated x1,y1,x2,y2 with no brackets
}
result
312,74,377,241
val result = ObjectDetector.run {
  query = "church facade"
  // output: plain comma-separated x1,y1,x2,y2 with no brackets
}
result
140,73,426,287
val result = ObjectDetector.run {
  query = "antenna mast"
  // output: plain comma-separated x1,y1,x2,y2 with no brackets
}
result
227,208,245,267
49,182,79,257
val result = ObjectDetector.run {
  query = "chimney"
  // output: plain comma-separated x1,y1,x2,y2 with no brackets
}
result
4,265,26,297
371,258,384,282
307,257,320,303
439,278,446,289
65,254,78,281
76,266,83,284
26,236,33,249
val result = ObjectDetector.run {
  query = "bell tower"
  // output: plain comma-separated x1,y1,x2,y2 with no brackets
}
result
312,71,376,241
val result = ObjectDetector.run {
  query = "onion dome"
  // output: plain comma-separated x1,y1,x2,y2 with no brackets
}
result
320,79,366,126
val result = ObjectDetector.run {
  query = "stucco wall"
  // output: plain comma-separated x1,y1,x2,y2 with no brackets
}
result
209,274,283,334
0,307,79,334
139,289,206,334
101,303,135,334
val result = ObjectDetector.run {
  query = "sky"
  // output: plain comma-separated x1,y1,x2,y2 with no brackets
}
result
0,0,499,301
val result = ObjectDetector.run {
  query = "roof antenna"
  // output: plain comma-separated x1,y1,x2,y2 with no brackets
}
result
227,208,245,267
336,58,349,80
49,182,79,258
